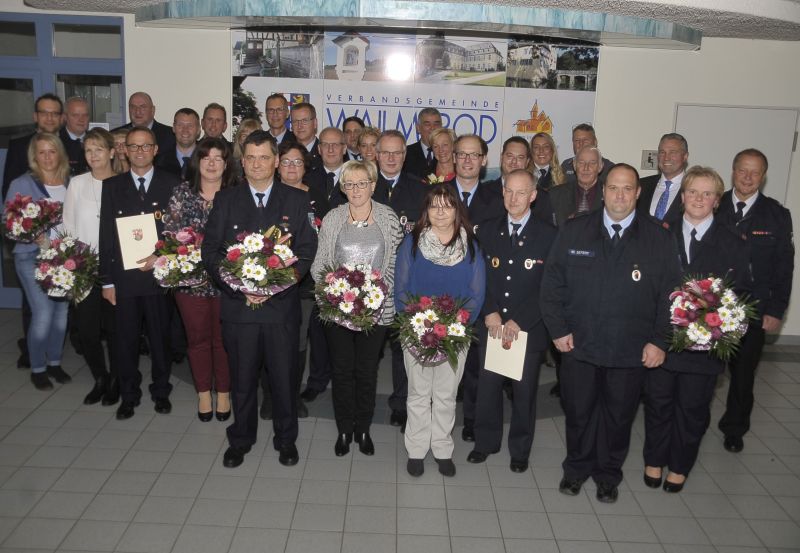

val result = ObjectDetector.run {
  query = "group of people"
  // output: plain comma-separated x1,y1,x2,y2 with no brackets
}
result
3,90,792,505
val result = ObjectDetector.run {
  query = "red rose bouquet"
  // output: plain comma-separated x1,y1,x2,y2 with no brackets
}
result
394,294,474,368
218,225,298,307
34,234,98,303
3,193,62,243
153,226,206,288
315,264,388,332
669,276,756,361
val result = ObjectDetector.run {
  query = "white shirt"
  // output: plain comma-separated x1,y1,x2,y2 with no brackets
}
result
63,172,102,249
648,172,684,216
732,190,759,218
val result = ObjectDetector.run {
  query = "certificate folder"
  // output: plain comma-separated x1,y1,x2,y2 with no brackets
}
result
115,213,158,270
485,329,528,381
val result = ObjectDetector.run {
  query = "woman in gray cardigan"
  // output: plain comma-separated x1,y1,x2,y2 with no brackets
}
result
311,160,403,456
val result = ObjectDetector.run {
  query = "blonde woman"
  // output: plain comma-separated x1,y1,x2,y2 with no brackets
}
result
529,132,565,190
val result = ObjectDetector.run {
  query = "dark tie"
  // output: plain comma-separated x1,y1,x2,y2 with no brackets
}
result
689,228,700,263
734,201,746,223
510,222,521,247
137,177,146,200
426,148,433,164
326,172,335,195
461,191,471,205
654,180,672,220
539,168,547,180
611,223,622,246
255,192,265,208
181,157,191,179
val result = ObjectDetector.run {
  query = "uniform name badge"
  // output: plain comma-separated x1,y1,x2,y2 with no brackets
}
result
524,258,534,270
632,266,641,282
491,257,500,268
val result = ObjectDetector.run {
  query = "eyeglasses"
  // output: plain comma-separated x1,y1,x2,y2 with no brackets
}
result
266,108,286,115
126,143,155,152
291,117,314,126
320,141,345,149
36,110,62,117
342,181,371,190
455,152,484,160
280,159,304,167
378,150,404,158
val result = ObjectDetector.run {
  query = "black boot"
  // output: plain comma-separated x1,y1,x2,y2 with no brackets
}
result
84,375,108,405
102,378,120,406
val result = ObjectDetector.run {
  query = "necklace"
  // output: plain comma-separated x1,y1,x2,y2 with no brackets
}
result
349,202,372,228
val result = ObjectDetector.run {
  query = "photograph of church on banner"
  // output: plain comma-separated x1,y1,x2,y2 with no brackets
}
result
231,28,598,176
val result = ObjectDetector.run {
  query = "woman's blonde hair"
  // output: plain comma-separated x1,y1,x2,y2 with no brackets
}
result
27,133,70,183
233,118,263,159
530,132,565,186
340,159,378,189
356,127,381,148
682,165,725,198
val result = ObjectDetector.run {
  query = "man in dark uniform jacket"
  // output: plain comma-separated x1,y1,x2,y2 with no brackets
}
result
342,116,365,162
202,131,317,469
469,170,557,472
541,163,682,503
99,126,179,420
157,108,201,180
304,127,348,211
265,94,296,145
402,107,442,178
637,133,689,228
715,148,794,453
290,102,321,171
59,97,90,177
113,92,176,167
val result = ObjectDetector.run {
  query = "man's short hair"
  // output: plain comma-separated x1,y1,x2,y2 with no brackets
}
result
572,123,596,136
291,102,316,118
659,132,688,152
174,107,200,121
682,165,725,197
242,130,278,155
343,116,365,129
203,102,227,119
418,107,441,119
128,125,157,144
454,134,488,156
320,127,345,142
505,168,537,190
733,148,769,171
502,136,531,156
35,93,63,113
64,96,88,109
607,162,640,184
266,93,288,106
378,130,407,153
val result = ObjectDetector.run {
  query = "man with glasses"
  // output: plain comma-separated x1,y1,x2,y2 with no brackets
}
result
560,124,614,187
550,146,605,227
304,127,348,210
342,116,365,162
289,102,321,171
403,107,443,178
60,97,90,177
113,92,176,166
265,94,295,145
99,127,179,421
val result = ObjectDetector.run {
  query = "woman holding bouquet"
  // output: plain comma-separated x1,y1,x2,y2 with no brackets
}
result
63,128,118,404
430,128,457,181
311,160,403,456
163,137,236,421
394,183,485,477
5,133,72,390
643,166,751,493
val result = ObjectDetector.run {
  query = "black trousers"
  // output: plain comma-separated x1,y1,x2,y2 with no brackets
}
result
388,330,407,414
474,332,544,460
305,304,331,393
74,287,115,381
644,366,717,475
223,320,299,450
324,324,388,434
113,294,172,403
461,341,481,426
719,324,765,439
561,356,646,486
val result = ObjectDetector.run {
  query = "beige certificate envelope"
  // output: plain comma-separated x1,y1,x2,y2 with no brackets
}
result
485,329,528,381
115,213,158,270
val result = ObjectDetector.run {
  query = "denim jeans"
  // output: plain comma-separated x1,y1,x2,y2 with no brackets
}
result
14,251,68,373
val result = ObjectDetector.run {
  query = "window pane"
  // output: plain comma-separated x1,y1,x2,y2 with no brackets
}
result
56,74,123,126
0,78,34,149
0,21,36,56
53,23,121,59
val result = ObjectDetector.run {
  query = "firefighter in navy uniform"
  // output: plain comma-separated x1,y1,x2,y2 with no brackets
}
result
541,163,682,504
715,148,794,453
468,169,557,473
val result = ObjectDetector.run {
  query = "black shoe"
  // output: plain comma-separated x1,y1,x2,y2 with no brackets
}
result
435,458,456,477
260,400,272,421
278,444,299,466
723,435,744,453
297,399,309,419
299,387,319,401
223,445,251,468
510,459,529,473
83,377,107,405
558,476,586,496
596,482,619,503
154,398,172,414
102,379,120,406
467,450,488,464
355,432,374,456
171,352,185,364
643,471,662,488
663,476,685,493
407,458,424,477
390,410,406,427
116,399,139,420
198,410,213,422
30,372,53,391
335,433,352,456
461,425,475,442
215,409,231,422
47,365,71,384
549,383,561,398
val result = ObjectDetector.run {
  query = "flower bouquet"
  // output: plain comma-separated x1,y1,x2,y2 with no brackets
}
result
218,225,298,307
395,294,474,368
35,234,98,303
153,226,206,288
424,173,454,186
315,264,387,332
3,193,62,243
669,276,757,361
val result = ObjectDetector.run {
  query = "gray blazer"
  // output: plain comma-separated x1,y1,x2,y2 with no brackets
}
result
311,200,404,324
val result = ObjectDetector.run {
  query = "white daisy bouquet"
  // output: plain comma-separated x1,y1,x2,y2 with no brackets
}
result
218,225,298,307
3,193,62,243
153,226,206,288
394,294,474,369
669,275,756,361
315,264,387,332
34,234,98,304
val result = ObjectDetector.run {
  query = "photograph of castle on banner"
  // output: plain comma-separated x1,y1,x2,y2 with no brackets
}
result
232,29,324,78
506,40,599,91
415,34,508,87
323,31,417,82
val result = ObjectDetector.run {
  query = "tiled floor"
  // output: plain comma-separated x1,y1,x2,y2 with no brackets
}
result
0,308,799,553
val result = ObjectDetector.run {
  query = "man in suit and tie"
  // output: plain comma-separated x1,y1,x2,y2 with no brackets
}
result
402,107,442,178
550,146,605,226
265,94,295,145
99,126,179,420
202,131,317,468
561,124,614,186
716,149,794,453
342,116,365,162
113,92,176,166
290,102,322,171
157,108,201,180
637,133,689,227
305,127,348,210
59,97,90,177
469,169,557,472
201,103,229,142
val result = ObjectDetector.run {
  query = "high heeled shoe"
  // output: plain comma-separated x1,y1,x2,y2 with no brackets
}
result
215,391,231,421
663,473,686,493
643,466,662,488
198,391,213,423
